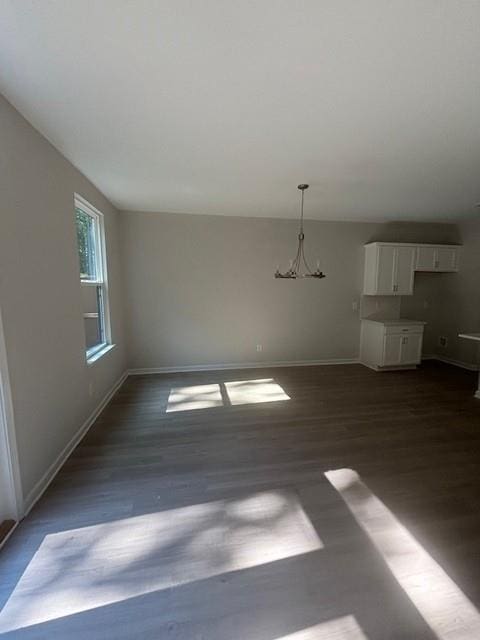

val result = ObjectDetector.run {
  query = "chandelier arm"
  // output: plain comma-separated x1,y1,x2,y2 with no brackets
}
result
293,238,302,275
301,240,314,275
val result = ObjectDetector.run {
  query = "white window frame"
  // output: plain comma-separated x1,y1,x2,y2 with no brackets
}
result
74,194,113,364
0,306,22,525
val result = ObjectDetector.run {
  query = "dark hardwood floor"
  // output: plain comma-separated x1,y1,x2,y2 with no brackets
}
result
1,361,480,639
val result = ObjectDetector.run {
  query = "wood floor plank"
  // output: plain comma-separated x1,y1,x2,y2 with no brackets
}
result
1,361,480,639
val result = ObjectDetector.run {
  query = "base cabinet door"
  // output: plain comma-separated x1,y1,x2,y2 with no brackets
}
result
383,334,403,366
400,334,423,364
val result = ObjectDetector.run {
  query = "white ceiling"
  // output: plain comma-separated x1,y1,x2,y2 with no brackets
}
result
1,1,480,222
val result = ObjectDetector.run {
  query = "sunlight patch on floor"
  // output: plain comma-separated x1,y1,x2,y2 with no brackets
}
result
326,468,480,640
167,379,290,412
277,616,367,639
225,378,290,405
166,383,223,412
0,490,322,633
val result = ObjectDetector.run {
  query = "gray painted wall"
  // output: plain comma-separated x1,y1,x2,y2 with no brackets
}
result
120,210,458,370
430,220,480,365
0,95,127,502
400,221,480,365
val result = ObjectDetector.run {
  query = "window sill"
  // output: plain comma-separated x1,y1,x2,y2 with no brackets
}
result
87,344,116,366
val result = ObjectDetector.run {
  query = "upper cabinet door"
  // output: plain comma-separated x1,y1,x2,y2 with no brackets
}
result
414,246,459,272
375,245,396,294
415,246,436,271
435,246,459,272
394,246,416,295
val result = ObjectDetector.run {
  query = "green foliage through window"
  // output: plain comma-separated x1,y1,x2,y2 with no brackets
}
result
75,207,97,280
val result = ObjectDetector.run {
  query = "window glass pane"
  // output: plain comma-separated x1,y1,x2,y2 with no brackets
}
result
82,284,106,354
75,207,98,281
75,196,110,361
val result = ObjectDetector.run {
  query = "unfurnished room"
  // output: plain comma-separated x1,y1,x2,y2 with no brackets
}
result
1,2,480,639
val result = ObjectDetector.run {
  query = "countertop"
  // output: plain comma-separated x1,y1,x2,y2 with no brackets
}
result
459,333,480,342
361,317,427,326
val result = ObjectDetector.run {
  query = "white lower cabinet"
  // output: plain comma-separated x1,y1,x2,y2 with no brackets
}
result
360,320,425,371
383,334,404,366
399,332,423,364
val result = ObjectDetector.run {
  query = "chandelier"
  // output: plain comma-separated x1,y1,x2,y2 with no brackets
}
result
275,184,326,279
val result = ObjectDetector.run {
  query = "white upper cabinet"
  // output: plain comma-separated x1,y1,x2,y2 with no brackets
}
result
415,245,459,272
395,246,417,294
364,244,415,295
375,245,396,295
415,246,436,271
364,243,460,295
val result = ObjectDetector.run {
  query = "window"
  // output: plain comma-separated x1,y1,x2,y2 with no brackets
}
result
74,195,112,362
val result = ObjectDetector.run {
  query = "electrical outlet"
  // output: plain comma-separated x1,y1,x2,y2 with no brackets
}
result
256,344,263,352
438,336,448,348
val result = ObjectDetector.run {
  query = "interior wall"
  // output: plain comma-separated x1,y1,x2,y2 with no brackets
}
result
120,210,458,370
400,221,480,364
0,94,127,505
430,219,480,365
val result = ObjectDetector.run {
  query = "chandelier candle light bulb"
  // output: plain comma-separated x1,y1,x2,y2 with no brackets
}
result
275,184,326,279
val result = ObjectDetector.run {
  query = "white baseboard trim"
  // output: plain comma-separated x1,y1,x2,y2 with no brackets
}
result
435,356,480,371
128,358,359,375
423,354,480,372
22,370,128,517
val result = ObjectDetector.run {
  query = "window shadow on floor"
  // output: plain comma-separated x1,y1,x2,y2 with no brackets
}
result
0,476,444,640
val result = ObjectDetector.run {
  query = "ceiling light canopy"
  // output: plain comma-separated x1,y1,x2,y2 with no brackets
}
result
275,185,326,280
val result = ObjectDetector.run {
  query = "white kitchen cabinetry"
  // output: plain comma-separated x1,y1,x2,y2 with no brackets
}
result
360,319,425,371
364,243,460,295
364,244,415,295
415,245,459,272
